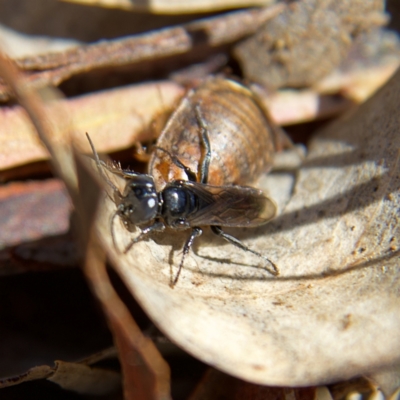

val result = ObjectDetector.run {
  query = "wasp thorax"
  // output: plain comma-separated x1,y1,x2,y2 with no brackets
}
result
161,182,198,228
118,175,158,226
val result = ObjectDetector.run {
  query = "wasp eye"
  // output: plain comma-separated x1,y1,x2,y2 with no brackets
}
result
134,188,142,196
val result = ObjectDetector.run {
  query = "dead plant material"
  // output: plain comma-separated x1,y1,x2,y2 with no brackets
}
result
61,0,275,14
0,52,171,400
234,0,387,88
0,5,284,102
92,65,400,386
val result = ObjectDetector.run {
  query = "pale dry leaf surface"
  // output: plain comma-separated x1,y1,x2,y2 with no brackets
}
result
61,0,275,13
0,81,183,171
0,24,80,58
94,67,400,385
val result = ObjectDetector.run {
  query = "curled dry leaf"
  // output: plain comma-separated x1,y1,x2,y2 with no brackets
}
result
61,0,275,13
0,81,183,171
0,349,121,396
0,54,172,400
4,67,395,176
0,179,69,249
0,6,282,102
94,67,400,385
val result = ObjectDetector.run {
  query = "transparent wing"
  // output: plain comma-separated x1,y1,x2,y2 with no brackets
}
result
183,182,277,227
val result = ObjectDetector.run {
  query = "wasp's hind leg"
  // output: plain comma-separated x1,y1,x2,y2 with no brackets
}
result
210,226,279,276
171,227,203,287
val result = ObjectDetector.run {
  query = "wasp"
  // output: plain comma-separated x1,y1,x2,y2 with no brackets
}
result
87,78,283,286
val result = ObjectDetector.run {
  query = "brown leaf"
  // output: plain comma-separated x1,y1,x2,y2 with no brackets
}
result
93,64,400,386
189,368,316,400
0,350,121,396
0,81,184,172
0,52,172,399
0,6,283,102
48,360,121,395
0,179,70,249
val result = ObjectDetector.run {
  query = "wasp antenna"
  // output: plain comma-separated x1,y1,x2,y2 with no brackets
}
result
85,133,121,196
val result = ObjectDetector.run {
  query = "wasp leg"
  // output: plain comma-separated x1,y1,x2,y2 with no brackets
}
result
124,221,166,253
171,227,203,287
194,105,211,184
210,226,279,276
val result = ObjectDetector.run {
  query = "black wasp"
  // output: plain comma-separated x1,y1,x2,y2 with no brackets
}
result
86,106,278,286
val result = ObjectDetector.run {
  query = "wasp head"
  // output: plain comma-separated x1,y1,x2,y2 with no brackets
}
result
115,174,159,229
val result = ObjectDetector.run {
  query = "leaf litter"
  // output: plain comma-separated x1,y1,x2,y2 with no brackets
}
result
89,67,400,387
1,1,400,396
37,24,394,388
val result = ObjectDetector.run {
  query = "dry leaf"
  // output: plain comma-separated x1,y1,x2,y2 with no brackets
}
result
0,53,172,400
93,65,400,386
261,89,356,126
0,350,121,396
328,377,377,400
61,0,275,14
0,24,80,58
1,4,400,395
367,365,400,398
234,0,387,89
0,73,382,176
0,180,69,248
0,6,282,102
48,360,120,395
0,81,183,171
189,368,316,400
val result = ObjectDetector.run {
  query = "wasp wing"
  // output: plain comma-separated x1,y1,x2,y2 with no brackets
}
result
184,182,277,227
